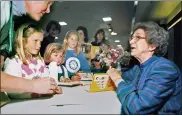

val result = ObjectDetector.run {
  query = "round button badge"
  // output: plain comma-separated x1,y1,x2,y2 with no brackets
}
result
65,57,80,73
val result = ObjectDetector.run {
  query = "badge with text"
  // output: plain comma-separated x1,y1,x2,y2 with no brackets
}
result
66,57,80,73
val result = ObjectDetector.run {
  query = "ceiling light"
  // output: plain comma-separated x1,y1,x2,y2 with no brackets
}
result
115,40,120,43
103,17,112,22
55,37,58,39
134,1,138,6
117,45,122,47
111,32,117,35
59,22,67,26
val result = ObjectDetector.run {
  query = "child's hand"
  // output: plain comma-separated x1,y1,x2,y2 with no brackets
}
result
71,75,81,81
64,78,71,82
60,78,71,82
54,86,62,94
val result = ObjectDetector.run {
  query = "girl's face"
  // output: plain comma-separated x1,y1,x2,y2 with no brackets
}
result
67,34,79,49
25,32,43,55
50,51,64,65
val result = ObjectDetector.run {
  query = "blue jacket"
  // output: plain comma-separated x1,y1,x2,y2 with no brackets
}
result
64,50,91,77
117,56,182,114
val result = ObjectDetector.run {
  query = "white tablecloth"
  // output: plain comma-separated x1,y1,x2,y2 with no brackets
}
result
1,82,121,114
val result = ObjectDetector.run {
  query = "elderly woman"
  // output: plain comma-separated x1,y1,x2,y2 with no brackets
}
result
107,21,182,114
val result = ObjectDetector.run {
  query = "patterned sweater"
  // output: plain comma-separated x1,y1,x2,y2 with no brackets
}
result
117,56,182,114
4,55,49,99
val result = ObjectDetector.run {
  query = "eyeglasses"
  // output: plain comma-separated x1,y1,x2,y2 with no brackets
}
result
129,35,146,42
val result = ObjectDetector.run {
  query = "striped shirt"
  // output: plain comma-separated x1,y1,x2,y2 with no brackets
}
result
117,56,182,114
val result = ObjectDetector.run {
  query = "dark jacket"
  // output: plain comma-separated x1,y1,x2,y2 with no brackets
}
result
40,34,55,57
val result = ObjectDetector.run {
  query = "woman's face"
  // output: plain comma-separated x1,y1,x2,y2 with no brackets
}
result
25,32,43,55
49,24,59,37
129,29,152,58
67,34,79,49
78,30,85,43
97,32,104,42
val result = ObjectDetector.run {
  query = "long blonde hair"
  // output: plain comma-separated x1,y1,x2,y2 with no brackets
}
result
15,23,43,65
62,30,81,56
44,43,64,64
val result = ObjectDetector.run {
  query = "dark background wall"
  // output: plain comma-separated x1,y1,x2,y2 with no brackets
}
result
168,19,182,71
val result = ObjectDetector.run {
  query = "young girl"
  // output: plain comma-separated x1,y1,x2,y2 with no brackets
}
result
62,30,91,81
44,43,70,83
3,24,61,99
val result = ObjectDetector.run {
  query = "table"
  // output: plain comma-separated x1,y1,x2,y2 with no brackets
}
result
1,82,121,114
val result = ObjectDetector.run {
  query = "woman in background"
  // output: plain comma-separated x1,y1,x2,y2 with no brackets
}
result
91,28,106,46
76,26,95,64
40,20,61,57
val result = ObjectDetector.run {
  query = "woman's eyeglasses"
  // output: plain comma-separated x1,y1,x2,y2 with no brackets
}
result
129,35,146,42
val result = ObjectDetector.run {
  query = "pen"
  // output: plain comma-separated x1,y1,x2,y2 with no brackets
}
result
51,104,82,107
51,105,64,107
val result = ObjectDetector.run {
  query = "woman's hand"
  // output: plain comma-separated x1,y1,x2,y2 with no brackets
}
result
107,68,122,83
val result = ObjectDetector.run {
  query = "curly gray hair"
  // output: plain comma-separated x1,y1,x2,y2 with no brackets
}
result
132,21,169,56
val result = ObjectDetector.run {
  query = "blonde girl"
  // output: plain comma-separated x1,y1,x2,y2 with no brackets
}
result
62,30,91,81
44,43,69,83
3,24,59,99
